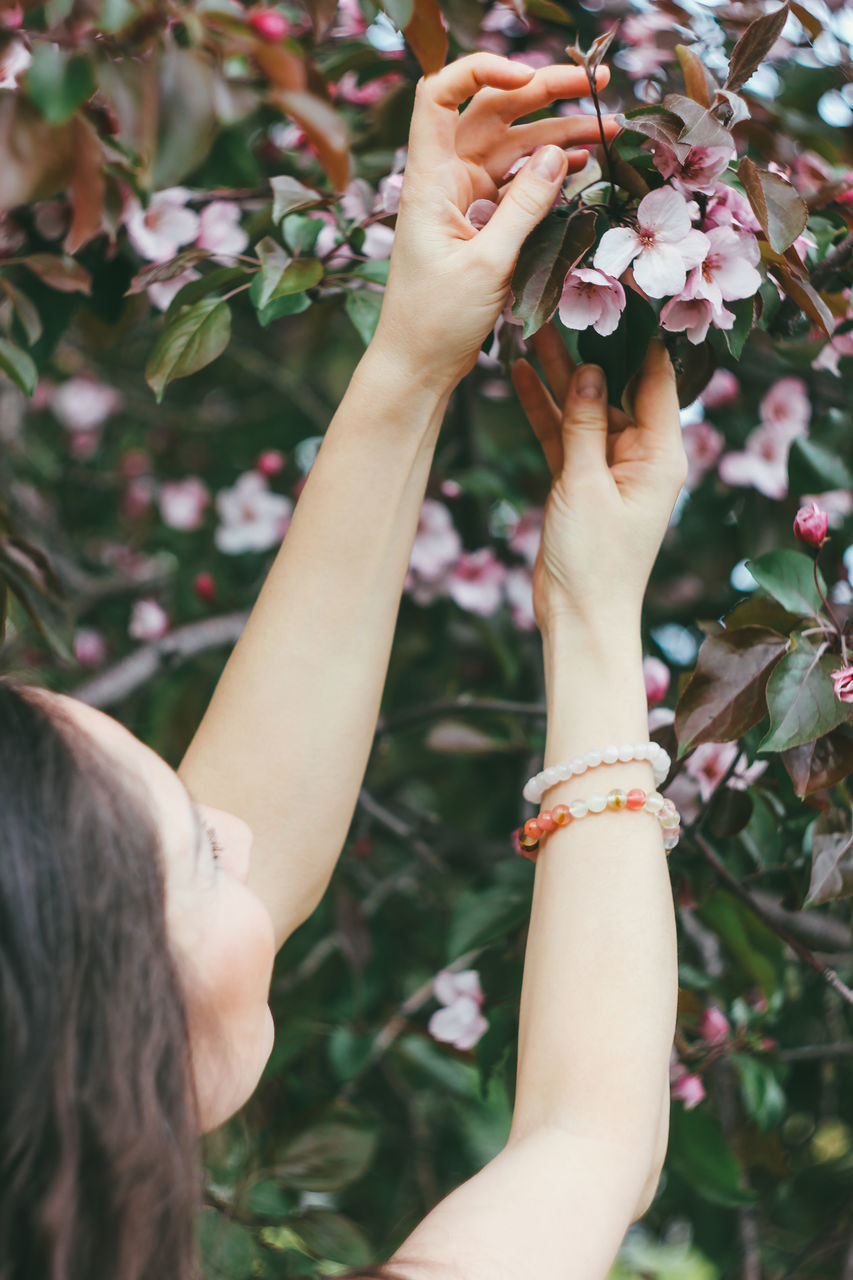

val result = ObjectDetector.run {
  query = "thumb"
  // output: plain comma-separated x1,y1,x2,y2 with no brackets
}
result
560,363,609,473
474,146,569,266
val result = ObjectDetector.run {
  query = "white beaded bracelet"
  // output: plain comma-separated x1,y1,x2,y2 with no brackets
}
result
522,741,671,805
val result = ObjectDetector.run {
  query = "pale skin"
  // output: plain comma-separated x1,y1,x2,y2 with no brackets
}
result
51,53,687,1278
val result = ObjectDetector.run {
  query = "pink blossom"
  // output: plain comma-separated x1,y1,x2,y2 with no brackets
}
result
248,8,289,40
505,566,536,631
123,475,155,521
704,183,762,234
799,490,853,528
700,1006,730,1045
594,187,709,299
214,472,292,554
331,0,367,38
129,598,169,642
256,448,286,477
793,501,828,548
0,3,23,26
831,665,853,704
0,37,30,88
439,478,462,500
688,226,762,309
446,548,508,617
718,379,810,500
652,143,735,194
158,477,210,532
362,222,395,259
507,506,543,568
761,376,811,434
558,267,626,337
193,571,217,604
50,377,122,434
672,1072,706,1109
124,187,201,262
32,200,68,241
147,267,202,312
812,328,853,376
643,656,670,706
661,288,734,346
73,628,107,668
682,419,725,490
428,969,488,1052
684,741,768,803
701,368,740,408
376,172,404,216
196,201,249,262
406,499,462,600
335,70,403,105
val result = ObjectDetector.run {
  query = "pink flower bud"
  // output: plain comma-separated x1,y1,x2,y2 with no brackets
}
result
129,599,169,642
643,656,670,706
831,664,853,705
793,501,829,548
671,1072,705,1109
193,572,217,605
73,628,107,668
256,449,286,477
699,1005,730,1045
248,7,289,39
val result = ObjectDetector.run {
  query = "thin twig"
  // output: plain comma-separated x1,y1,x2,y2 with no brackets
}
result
777,1042,853,1062
376,695,547,736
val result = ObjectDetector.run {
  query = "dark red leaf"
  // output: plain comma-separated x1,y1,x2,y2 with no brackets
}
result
726,3,790,94
781,729,853,799
675,626,791,756
739,157,808,254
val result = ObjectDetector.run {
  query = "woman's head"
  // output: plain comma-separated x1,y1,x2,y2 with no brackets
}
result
0,680,276,1279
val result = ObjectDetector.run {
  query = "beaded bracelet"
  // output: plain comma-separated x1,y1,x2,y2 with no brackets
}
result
514,787,682,860
522,741,671,805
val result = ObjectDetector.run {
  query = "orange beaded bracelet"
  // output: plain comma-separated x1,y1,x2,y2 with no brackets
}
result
514,787,681,860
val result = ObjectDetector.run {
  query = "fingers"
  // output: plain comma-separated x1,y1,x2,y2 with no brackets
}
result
559,363,610,473
529,322,575,406
631,340,683,466
511,358,563,476
473,146,570,268
408,54,536,171
503,112,620,159
489,63,611,124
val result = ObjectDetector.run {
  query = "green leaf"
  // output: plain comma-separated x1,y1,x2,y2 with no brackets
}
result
577,289,658,410
198,1208,262,1280
379,0,414,28
0,279,42,346
788,436,853,494
274,1122,378,1191
511,208,597,339
805,805,853,906
164,266,245,322
723,295,755,359
757,636,848,753
733,1053,786,1130
25,45,95,125
294,1211,373,1266
270,174,325,222
0,338,37,397
153,47,219,188
254,291,313,327
265,257,323,304
242,1177,294,1219
448,883,529,958
281,211,326,256
351,258,392,285
145,298,231,403
739,157,808,254
675,626,790,757
345,289,384,345
745,548,825,617
668,1100,755,1208
699,890,785,999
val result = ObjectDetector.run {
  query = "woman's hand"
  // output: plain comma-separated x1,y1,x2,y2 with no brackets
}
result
511,322,688,638
372,53,619,392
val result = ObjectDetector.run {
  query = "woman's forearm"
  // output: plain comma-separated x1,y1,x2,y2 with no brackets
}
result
179,344,452,948
508,621,678,1179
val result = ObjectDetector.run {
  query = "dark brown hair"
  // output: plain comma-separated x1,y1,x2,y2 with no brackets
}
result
0,680,202,1280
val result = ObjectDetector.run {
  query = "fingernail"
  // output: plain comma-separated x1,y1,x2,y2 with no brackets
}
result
576,365,604,399
530,146,565,182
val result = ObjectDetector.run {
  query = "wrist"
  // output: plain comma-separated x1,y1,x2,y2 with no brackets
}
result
540,612,644,669
363,326,461,405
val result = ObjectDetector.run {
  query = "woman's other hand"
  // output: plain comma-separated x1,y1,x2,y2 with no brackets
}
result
512,323,688,640
373,53,619,391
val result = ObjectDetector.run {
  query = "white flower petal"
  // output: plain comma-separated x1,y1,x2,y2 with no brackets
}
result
593,227,641,279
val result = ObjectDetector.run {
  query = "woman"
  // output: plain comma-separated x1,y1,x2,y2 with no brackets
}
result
0,53,687,1280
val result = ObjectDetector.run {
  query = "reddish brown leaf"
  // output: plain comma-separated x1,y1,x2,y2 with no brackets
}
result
768,262,834,338
676,44,712,108
806,806,853,906
404,0,448,75
789,1,822,38
0,96,75,211
274,89,351,190
253,42,308,92
723,594,805,634
19,253,92,294
126,250,211,296
739,157,808,254
303,0,340,40
781,729,853,799
675,338,716,407
725,3,789,94
64,116,106,255
675,626,791,757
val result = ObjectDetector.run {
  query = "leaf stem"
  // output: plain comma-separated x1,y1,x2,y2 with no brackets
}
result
585,68,614,213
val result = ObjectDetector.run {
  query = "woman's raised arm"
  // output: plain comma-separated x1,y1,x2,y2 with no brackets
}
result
177,54,617,949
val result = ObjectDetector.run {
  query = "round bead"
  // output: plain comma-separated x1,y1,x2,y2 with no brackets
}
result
568,799,588,819
543,766,560,788
626,788,647,810
663,831,680,852
557,763,571,781
644,792,664,814
571,756,586,775
618,743,634,762
584,749,602,768
537,810,558,832
524,818,543,838
519,833,540,857
606,788,628,810
552,804,571,825
602,744,619,764
633,742,649,759
523,780,538,803
659,810,680,830
587,792,607,813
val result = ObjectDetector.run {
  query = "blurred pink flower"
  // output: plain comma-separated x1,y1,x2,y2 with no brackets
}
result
405,499,462,601
73,628,107,668
129,598,169,642
0,37,30,88
700,1006,730,1045
701,368,740,409
671,1072,706,1109
255,448,286,477
32,200,68,241
196,201,248,262
248,8,289,40
761,376,811,434
123,475,155,521
446,548,508,617
831,665,853,704
558,267,626,336
50,377,122,435
147,267,202,312
652,143,734,193
793,501,828,548
214,472,292,554
331,0,367,38
158,477,210,532
362,222,395,259
376,172,404,215
643,656,670,705
507,506,543,568
718,377,811,500
428,969,488,1052
193,571,217,604
505,566,536,631
335,70,403,105
124,187,201,262
684,740,768,803
594,187,709,298
681,419,725,490
799,489,853,528
812,328,853,376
